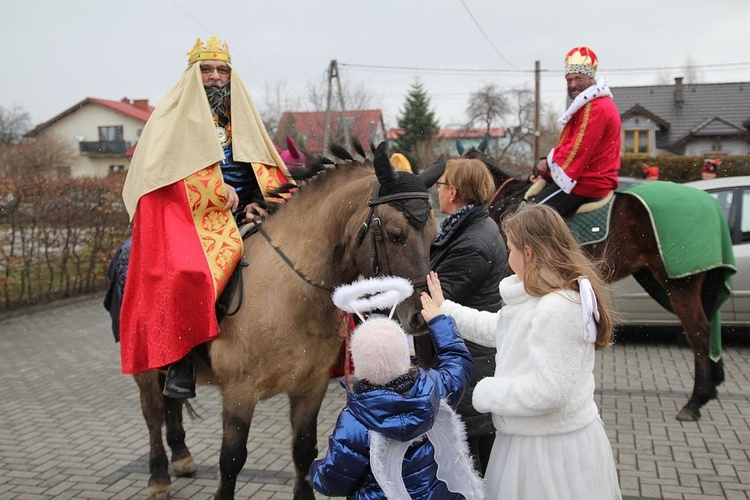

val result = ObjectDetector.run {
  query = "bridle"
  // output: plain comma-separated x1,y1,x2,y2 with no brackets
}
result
259,182,431,292
354,183,430,290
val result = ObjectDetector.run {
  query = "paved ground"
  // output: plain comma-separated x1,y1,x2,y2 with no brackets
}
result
0,295,749,499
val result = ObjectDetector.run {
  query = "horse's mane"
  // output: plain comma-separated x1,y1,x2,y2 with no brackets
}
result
461,147,516,186
263,139,374,214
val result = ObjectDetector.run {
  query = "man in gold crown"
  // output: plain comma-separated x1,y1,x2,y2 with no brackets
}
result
530,46,621,218
119,37,294,398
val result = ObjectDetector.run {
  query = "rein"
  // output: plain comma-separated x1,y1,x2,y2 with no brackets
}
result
488,177,517,209
257,225,332,292
256,183,431,293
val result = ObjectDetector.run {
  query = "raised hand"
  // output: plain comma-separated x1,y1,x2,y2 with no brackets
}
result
425,271,445,306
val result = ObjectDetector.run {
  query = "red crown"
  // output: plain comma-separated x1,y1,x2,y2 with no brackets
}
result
565,46,598,75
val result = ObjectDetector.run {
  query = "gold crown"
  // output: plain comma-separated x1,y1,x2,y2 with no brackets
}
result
187,36,231,66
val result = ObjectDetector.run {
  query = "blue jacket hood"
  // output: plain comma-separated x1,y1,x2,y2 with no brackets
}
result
344,370,442,442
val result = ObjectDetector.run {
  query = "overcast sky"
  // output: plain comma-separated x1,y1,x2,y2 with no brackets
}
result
6,0,750,131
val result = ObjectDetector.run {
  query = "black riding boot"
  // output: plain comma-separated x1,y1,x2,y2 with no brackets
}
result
163,357,196,399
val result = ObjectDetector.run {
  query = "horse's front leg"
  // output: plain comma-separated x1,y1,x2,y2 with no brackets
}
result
133,372,172,500
214,382,256,500
666,275,720,421
163,396,197,477
288,373,331,500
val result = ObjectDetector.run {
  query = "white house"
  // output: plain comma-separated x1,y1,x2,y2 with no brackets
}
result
25,97,153,178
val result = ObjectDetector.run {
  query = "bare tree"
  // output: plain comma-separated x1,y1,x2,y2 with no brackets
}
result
655,56,703,84
0,104,32,145
257,81,302,138
465,83,509,134
0,134,77,178
487,87,561,177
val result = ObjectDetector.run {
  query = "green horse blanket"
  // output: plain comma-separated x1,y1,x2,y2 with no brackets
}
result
620,181,736,361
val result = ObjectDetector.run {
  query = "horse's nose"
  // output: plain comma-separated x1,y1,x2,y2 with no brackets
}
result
407,312,427,333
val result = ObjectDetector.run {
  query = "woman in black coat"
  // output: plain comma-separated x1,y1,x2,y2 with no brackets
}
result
415,157,508,476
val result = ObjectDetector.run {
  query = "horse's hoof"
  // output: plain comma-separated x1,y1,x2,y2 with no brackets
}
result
172,455,197,477
147,484,171,500
676,406,700,422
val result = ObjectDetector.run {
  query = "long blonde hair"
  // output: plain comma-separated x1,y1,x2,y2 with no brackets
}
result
502,204,614,349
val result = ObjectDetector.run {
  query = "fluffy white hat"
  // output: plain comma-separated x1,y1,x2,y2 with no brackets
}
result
350,318,411,385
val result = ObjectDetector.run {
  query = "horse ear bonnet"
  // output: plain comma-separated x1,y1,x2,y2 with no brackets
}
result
373,142,431,229
379,172,431,230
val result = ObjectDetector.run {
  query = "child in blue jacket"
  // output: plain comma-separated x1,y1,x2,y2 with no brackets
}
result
308,280,483,499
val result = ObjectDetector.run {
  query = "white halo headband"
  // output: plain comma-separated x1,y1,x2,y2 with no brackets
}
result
332,276,414,322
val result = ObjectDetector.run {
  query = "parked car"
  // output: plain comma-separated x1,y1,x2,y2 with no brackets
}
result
612,176,750,327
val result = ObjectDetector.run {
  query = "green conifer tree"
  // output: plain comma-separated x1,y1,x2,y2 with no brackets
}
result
394,80,440,171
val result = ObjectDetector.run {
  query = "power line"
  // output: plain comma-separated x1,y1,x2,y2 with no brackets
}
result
165,0,271,78
339,62,535,75
340,61,750,76
459,0,517,69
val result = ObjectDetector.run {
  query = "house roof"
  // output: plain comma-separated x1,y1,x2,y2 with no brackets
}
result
276,109,385,152
611,80,750,150
26,97,154,137
386,127,506,141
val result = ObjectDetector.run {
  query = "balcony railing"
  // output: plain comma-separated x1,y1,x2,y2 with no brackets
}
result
79,140,131,156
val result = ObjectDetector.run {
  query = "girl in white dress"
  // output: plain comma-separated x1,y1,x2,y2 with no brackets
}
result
422,203,622,500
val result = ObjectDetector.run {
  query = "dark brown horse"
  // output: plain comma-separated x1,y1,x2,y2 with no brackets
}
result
463,147,728,423
110,141,441,499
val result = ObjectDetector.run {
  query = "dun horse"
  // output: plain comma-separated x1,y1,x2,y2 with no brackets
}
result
111,142,441,499
462,145,732,423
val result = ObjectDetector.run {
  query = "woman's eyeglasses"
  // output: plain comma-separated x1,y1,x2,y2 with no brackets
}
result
435,181,450,190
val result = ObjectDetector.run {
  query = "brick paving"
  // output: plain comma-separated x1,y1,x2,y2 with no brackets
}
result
1,295,749,499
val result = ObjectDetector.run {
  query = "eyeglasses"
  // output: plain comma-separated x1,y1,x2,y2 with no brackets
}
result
200,65,231,76
435,181,450,190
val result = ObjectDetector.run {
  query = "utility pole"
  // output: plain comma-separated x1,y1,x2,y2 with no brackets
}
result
323,60,350,151
534,60,541,162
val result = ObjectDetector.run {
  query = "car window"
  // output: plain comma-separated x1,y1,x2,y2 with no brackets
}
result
709,189,733,223
742,189,750,242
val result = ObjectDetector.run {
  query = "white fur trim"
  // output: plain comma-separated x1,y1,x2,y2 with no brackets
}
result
524,178,547,200
558,77,612,125
332,276,413,320
547,149,576,194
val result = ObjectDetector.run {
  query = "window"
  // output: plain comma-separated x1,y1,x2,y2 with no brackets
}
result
741,189,750,242
709,189,734,223
99,126,124,142
623,130,649,154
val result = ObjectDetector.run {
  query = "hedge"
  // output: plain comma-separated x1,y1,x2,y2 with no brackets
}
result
620,155,750,183
0,175,130,311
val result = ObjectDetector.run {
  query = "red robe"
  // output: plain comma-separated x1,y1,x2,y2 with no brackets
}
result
546,96,621,198
119,165,242,374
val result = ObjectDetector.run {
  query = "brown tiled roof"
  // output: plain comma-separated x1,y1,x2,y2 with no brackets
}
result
387,127,506,140
276,109,385,153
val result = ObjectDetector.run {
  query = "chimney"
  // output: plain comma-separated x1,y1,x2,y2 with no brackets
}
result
133,99,150,110
121,97,131,104
674,77,684,104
